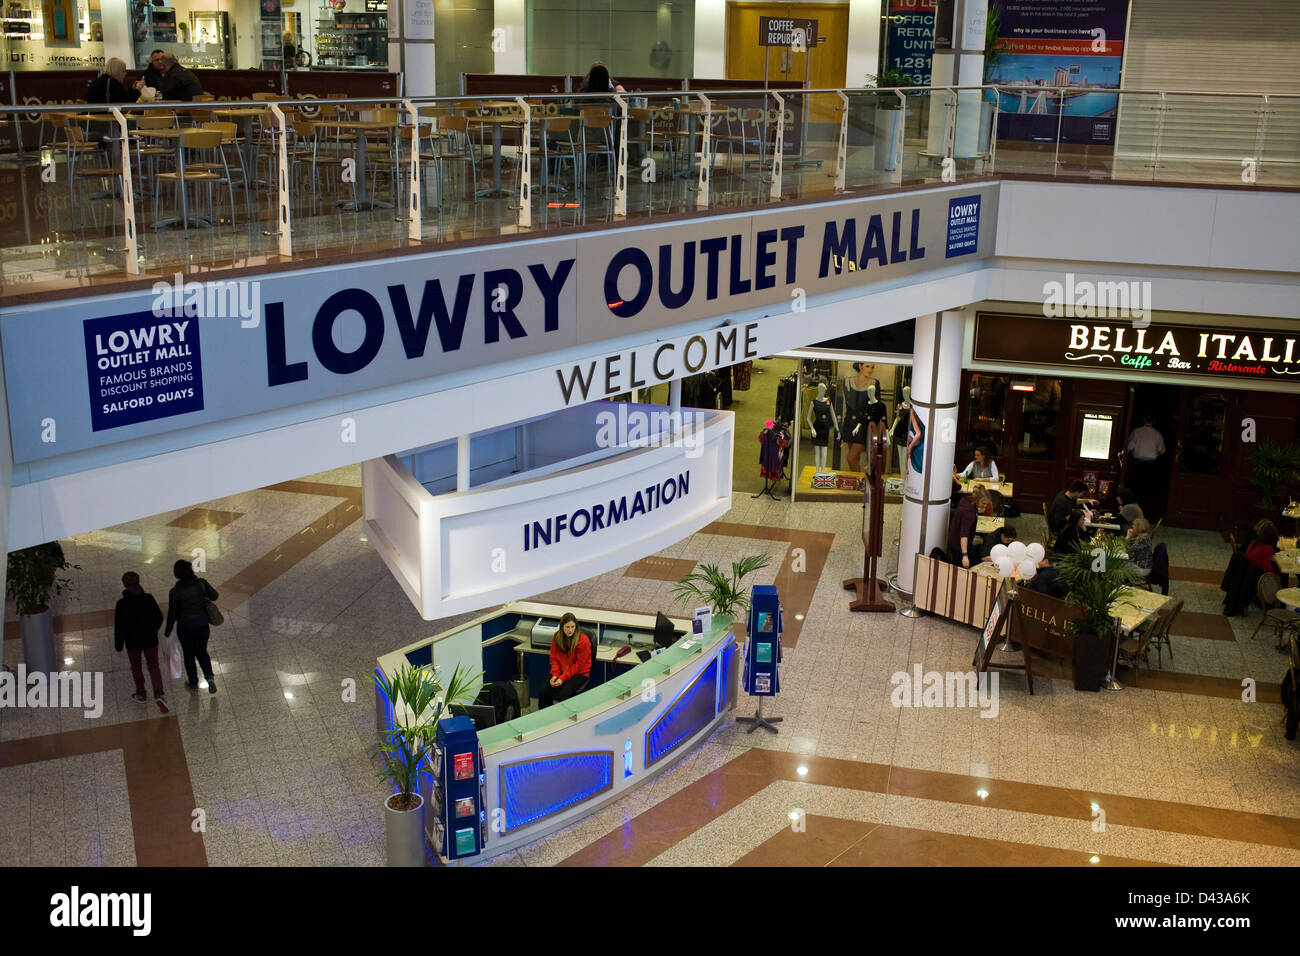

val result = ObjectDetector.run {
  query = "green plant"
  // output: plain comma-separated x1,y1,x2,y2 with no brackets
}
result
374,661,481,811
867,69,916,109
6,542,79,617
1248,439,1300,511
671,554,772,618
983,2,1003,84
1053,535,1142,640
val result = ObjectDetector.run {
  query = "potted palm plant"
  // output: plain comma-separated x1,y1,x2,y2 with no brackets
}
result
1248,438,1300,518
6,542,78,675
1053,534,1142,691
671,554,772,620
374,661,480,867
867,69,915,171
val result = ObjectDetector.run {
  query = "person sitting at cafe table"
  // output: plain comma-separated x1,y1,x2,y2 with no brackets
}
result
1048,481,1096,536
1125,518,1154,577
953,444,999,486
540,612,593,708
1115,487,1143,531
85,58,141,105
1028,555,1070,599
981,524,1017,562
134,52,203,102
1240,518,1278,554
1245,524,1281,575
1053,508,1089,555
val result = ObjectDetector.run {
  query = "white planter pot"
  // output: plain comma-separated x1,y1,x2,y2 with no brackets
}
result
384,791,426,867
875,107,903,171
20,607,55,676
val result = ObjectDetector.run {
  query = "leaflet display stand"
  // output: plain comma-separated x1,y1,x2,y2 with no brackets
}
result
737,585,783,734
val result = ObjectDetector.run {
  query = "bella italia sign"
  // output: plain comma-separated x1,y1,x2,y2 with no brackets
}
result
973,313,1300,383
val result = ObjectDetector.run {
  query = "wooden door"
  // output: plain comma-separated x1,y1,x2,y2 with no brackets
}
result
1166,389,1230,531
725,2,850,88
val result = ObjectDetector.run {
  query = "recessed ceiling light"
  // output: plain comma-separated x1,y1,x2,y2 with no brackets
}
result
795,613,805,621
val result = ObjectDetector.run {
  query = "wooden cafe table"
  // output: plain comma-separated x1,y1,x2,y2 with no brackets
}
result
1104,586,1172,691
310,118,398,210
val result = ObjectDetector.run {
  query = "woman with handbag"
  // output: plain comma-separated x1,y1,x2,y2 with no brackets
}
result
164,559,221,693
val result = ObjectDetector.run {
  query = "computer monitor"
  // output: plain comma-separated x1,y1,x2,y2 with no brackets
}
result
450,703,497,731
653,611,678,649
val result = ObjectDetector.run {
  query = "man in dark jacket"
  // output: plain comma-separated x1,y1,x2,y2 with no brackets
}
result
135,50,167,94
114,571,167,712
154,52,203,101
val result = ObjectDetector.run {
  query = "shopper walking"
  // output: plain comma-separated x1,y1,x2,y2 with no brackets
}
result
114,571,168,712
164,559,219,693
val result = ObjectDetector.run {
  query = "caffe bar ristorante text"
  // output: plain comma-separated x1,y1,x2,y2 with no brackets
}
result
973,313,1300,383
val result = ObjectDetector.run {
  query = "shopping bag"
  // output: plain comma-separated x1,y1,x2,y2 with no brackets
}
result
162,635,183,680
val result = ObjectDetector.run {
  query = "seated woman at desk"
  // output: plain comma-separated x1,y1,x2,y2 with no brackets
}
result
541,612,593,708
953,445,999,486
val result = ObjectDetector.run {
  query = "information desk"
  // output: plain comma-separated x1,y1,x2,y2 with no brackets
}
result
376,602,741,862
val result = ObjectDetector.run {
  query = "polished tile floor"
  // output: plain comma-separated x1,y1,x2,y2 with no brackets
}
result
2,463,1299,867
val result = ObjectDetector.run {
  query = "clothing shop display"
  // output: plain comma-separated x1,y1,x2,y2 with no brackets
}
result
775,374,798,423
759,425,791,480
809,400,836,446
732,361,753,391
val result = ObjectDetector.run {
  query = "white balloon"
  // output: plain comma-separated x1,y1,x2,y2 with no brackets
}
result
1018,558,1038,581
995,556,1015,577
1026,542,1046,563
989,544,1008,562
1008,541,1028,562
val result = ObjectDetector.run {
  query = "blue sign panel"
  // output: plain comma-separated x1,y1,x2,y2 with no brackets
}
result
83,311,205,432
945,195,981,258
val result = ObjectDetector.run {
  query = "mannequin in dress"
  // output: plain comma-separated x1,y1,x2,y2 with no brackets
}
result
805,382,840,474
841,362,881,473
889,385,912,474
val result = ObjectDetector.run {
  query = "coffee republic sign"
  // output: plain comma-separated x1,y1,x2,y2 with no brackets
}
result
973,313,1300,383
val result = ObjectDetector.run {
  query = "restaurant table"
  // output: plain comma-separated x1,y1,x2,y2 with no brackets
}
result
1088,521,1123,533
976,515,1004,535
1277,587,1300,610
1276,549,1300,578
1105,586,1173,691
1284,503,1300,537
130,127,212,229
958,479,1014,497
465,114,521,198
311,119,397,211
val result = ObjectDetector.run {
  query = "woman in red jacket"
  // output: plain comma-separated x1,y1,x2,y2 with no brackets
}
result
541,612,593,708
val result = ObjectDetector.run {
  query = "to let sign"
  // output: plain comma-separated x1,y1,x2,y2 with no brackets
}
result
758,16,819,47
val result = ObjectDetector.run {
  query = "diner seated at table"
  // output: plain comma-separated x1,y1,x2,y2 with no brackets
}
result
1052,509,1089,555
1115,487,1143,531
1245,524,1281,574
134,52,203,102
981,524,1017,561
1125,518,1154,577
84,58,141,105
1028,556,1069,599
1240,518,1278,554
954,444,999,485
1048,481,1096,536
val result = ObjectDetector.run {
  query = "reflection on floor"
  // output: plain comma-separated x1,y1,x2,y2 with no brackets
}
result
1,465,1298,867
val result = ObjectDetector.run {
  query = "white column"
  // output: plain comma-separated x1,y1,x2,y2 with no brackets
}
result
897,311,964,595
494,0,526,75
390,0,436,97
693,0,725,79
101,0,133,67
927,0,986,158
845,0,882,87
457,434,471,492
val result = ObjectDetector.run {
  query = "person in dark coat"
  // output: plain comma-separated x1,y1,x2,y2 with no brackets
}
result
138,49,167,91
164,559,219,693
84,58,141,104
947,491,978,568
1052,509,1089,555
114,571,167,711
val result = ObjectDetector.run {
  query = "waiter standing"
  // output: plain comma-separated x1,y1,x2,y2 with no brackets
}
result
1126,415,1167,520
